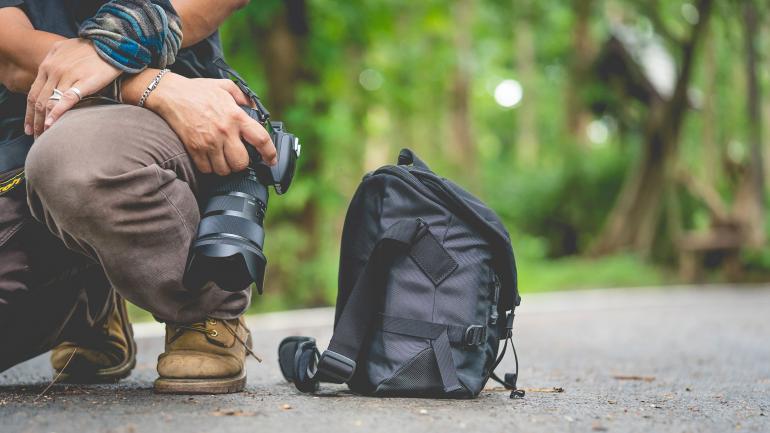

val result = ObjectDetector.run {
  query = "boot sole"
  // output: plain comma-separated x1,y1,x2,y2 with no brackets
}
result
54,295,138,384
153,371,246,394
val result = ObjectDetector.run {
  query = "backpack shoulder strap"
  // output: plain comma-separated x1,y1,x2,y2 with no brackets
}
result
280,217,459,393
314,218,424,383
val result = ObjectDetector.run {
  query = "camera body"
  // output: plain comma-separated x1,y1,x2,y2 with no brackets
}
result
183,103,300,294
241,107,301,195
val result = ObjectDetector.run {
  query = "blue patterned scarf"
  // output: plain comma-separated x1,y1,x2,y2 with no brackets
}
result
79,0,183,73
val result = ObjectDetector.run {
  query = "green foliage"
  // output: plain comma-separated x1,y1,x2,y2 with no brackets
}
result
485,145,631,257
202,0,770,316
741,206,770,277
503,233,671,296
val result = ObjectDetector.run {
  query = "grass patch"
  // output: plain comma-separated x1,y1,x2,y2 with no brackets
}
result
127,305,155,323
518,253,675,294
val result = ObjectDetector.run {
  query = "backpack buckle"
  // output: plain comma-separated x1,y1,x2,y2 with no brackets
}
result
464,325,486,346
316,350,357,383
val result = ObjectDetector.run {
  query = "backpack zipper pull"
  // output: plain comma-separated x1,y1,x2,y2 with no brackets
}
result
506,310,515,339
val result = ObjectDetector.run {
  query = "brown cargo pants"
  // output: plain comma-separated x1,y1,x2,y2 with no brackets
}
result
0,102,250,372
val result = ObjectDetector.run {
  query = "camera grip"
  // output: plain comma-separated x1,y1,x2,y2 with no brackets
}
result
238,105,299,195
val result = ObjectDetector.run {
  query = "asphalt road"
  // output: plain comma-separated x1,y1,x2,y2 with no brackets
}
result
1,286,769,433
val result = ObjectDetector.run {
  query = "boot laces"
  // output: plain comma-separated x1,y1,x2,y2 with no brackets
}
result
174,319,262,363
221,319,262,363
175,322,217,337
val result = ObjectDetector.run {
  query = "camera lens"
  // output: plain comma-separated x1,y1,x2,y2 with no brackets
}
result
183,111,299,295
184,168,269,293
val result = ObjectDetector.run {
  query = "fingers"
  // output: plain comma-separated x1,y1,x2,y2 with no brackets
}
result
239,114,277,166
26,38,122,136
218,79,251,107
24,71,46,136
210,132,254,176
208,146,231,176
34,79,57,138
189,151,213,175
45,81,82,129
44,98,59,130
223,137,250,173
45,75,110,130
191,137,247,176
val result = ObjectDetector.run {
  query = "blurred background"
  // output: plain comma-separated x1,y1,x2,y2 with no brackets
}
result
174,0,768,315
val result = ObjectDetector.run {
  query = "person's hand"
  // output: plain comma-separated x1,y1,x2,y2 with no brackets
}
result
25,38,121,138
145,72,277,175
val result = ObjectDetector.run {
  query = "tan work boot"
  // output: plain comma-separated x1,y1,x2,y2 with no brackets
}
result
154,316,258,394
50,293,137,383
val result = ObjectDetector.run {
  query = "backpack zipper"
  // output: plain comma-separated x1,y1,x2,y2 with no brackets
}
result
372,166,507,243
489,272,501,326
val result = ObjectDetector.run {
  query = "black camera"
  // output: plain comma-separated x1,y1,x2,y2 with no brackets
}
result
183,64,300,294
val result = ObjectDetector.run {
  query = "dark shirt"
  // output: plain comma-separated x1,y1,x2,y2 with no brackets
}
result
0,0,227,142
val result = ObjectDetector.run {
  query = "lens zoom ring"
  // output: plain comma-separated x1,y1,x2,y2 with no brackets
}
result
211,173,268,199
205,195,246,213
198,214,265,246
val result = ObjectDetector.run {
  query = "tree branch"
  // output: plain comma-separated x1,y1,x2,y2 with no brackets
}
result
663,0,713,135
676,169,731,223
640,0,684,46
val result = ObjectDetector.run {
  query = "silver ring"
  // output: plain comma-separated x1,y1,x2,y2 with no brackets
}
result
69,87,82,101
48,88,63,101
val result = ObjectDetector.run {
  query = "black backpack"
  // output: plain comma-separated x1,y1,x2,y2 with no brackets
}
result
278,149,523,398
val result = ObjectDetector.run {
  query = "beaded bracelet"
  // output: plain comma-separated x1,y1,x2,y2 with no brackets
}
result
138,68,170,108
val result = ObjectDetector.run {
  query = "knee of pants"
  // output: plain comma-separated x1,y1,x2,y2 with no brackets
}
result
25,105,188,226
25,128,112,224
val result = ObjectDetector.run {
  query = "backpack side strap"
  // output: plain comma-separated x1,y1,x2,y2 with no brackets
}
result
378,314,487,347
377,314,492,392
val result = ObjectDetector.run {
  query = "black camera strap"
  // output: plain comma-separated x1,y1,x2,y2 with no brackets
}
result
0,135,33,196
0,135,33,175
212,57,271,123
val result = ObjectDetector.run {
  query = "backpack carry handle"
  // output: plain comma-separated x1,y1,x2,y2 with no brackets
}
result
398,148,431,171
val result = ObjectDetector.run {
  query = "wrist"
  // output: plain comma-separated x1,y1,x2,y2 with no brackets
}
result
121,69,183,114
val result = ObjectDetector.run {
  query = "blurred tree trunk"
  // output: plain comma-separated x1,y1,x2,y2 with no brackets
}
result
762,81,770,190
254,0,309,118
766,69,770,193
591,0,713,256
702,28,718,185
765,13,770,192
450,0,476,177
252,1,324,299
733,0,766,248
515,0,539,165
565,0,594,147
